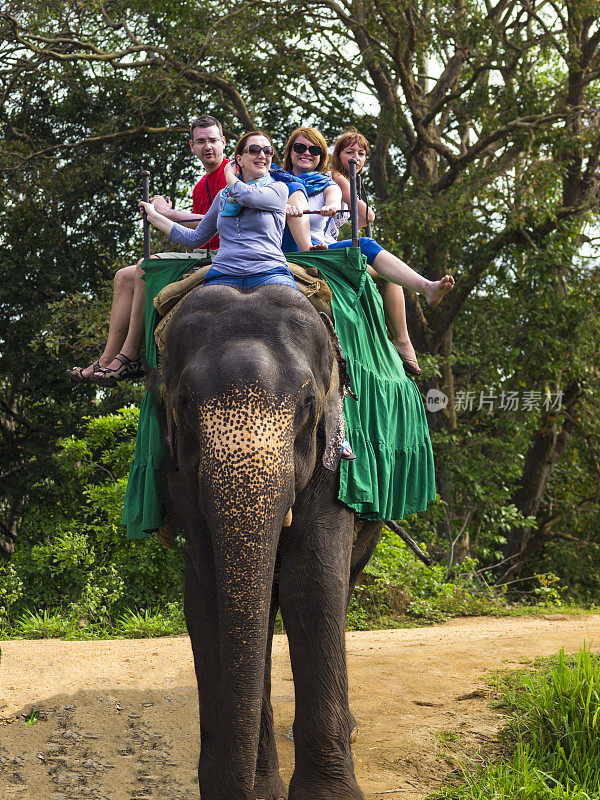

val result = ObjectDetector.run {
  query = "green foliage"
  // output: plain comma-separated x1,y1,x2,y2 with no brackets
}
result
346,525,509,629
116,605,186,639
0,409,184,636
429,648,600,799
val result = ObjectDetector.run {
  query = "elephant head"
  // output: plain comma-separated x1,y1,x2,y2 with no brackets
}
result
161,285,344,518
157,284,360,800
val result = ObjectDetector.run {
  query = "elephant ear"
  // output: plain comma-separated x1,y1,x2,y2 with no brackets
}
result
148,364,178,462
318,312,350,471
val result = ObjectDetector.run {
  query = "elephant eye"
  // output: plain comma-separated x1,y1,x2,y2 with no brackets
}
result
175,395,194,428
303,394,316,409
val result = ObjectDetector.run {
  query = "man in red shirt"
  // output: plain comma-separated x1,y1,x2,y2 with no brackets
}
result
68,115,230,383
151,115,230,252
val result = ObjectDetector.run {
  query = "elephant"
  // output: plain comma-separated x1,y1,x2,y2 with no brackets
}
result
155,282,384,800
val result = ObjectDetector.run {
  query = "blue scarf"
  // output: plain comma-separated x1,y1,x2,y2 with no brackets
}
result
270,166,334,197
219,174,271,216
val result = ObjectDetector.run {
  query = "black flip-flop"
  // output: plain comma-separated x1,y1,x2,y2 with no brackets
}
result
400,357,421,377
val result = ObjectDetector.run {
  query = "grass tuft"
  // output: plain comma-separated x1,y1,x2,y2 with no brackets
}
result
428,647,600,799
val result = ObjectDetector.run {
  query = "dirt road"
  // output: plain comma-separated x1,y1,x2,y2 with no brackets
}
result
1,614,598,799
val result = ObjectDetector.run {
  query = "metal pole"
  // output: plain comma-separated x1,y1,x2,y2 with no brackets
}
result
348,157,359,248
357,172,372,238
141,169,151,259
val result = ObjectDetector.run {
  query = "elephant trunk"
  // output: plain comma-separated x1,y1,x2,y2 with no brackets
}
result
196,388,295,796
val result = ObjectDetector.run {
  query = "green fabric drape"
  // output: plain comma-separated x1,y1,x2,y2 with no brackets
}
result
122,248,435,539
121,257,203,539
285,248,436,520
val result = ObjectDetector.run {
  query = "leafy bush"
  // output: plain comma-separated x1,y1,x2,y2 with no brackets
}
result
116,604,186,638
347,524,509,629
1,409,185,636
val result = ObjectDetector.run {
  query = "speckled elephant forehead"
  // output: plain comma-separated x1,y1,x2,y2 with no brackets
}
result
197,384,295,463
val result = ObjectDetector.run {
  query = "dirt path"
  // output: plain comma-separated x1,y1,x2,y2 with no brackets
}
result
1,614,598,799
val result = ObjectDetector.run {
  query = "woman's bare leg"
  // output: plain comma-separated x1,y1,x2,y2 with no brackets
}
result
76,264,137,379
373,274,421,373
286,189,312,251
371,250,454,306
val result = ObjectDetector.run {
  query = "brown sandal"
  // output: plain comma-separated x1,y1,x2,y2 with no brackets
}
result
93,354,145,386
67,359,100,383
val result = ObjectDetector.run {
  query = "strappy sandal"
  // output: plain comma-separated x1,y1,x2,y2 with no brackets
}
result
67,359,100,383
93,354,145,387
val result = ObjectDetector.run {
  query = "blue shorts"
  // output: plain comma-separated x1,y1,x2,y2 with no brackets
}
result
328,237,383,265
204,266,300,292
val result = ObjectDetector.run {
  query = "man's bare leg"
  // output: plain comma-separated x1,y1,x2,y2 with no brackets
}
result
76,264,137,379
93,259,145,375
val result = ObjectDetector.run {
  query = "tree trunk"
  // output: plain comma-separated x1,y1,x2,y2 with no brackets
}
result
0,499,23,557
500,381,581,581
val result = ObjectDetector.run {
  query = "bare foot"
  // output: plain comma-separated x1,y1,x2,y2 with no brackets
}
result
391,338,421,375
424,274,454,307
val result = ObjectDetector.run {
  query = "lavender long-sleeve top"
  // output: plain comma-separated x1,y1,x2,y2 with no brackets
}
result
167,177,289,276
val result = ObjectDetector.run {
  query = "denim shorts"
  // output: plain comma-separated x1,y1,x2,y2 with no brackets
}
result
204,266,300,292
328,237,383,265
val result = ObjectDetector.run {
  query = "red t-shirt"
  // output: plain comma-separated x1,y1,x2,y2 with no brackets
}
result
192,158,230,251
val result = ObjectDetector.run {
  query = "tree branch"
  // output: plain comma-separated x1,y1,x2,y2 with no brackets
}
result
1,126,188,171
431,197,599,346
432,110,587,193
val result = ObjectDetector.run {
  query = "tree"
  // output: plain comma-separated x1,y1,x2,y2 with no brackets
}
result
1,0,599,584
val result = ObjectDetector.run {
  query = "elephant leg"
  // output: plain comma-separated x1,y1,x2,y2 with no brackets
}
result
346,521,383,745
278,493,364,800
254,585,287,800
183,522,223,798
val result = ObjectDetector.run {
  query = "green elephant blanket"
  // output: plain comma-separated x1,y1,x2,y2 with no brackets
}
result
122,247,436,539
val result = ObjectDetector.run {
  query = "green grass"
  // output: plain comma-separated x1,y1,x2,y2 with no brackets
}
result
0,601,594,640
428,648,600,799
0,604,187,640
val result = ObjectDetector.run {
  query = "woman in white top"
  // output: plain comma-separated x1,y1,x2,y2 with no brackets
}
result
279,127,454,374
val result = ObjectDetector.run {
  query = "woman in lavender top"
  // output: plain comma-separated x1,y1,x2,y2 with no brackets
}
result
140,129,356,460
139,131,299,291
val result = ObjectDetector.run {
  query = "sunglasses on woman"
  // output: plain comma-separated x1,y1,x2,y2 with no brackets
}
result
242,144,274,156
292,142,323,156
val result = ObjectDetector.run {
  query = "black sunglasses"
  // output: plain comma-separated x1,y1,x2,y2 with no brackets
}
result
292,142,322,157
242,144,274,156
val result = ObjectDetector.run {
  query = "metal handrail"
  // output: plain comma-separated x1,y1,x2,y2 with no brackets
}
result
141,169,151,259
347,158,359,247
